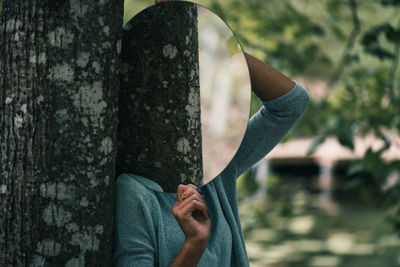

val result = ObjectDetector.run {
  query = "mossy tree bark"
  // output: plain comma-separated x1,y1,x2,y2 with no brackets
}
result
117,1,203,192
0,0,123,266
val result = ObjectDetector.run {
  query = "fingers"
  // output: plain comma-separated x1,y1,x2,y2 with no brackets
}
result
172,184,210,244
175,185,204,208
182,196,209,219
176,184,199,201
173,184,208,219
172,194,209,220
177,183,196,194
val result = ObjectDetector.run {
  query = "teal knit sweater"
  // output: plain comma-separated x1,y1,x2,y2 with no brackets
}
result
113,81,309,266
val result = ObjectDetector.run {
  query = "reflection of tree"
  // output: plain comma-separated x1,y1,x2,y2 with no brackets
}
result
117,2,203,192
0,0,123,265
197,8,251,182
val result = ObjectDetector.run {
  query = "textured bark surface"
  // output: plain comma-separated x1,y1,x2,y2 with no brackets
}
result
117,1,203,192
0,0,123,266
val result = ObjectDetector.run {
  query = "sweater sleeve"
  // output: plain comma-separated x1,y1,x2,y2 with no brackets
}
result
113,174,157,267
221,81,309,179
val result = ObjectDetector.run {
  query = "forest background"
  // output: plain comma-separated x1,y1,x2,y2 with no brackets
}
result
126,0,400,265
1,0,399,266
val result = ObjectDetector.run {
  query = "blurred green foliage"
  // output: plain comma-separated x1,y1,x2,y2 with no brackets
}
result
183,0,400,234
237,169,258,195
124,0,154,25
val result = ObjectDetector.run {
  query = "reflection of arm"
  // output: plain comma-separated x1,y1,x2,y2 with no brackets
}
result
244,52,295,100
221,79,309,179
113,174,156,266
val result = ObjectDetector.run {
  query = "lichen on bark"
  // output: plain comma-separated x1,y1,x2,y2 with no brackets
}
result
117,1,203,192
0,0,124,266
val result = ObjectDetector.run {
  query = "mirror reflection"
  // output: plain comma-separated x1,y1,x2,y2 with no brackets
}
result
197,5,251,183
116,1,251,192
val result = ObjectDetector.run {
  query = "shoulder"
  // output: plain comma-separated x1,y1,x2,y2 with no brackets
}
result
115,173,157,206
116,173,146,194
113,174,159,266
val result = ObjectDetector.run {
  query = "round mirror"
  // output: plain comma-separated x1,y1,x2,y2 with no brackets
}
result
197,4,251,183
117,1,251,192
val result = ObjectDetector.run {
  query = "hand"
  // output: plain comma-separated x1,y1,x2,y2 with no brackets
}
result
171,184,211,249
155,0,168,4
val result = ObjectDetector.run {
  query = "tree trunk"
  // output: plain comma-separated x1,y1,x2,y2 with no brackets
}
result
0,0,123,266
117,1,203,192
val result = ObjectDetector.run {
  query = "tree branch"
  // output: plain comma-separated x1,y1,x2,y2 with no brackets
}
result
389,18,400,108
326,0,361,87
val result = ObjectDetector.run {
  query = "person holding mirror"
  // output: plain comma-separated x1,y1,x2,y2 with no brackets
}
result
113,1,310,266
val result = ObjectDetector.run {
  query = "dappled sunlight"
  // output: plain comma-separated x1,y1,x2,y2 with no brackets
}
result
286,240,326,253
288,215,315,234
378,235,400,248
238,173,400,266
326,232,355,254
309,256,341,267
351,243,375,255
246,228,279,243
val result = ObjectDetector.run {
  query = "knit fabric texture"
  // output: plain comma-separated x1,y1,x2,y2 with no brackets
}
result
113,81,309,266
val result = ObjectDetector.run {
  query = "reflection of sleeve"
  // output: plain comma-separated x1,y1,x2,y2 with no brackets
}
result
113,174,156,267
222,81,309,179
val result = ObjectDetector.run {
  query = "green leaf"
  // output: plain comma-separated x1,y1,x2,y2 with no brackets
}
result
337,130,354,150
375,129,392,151
365,46,395,60
370,23,392,34
361,32,378,47
344,177,361,189
344,53,360,64
329,23,346,41
381,0,400,6
306,135,327,156
326,0,344,15
363,147,383,173
226,35,242,57
385,26,400,43
347,162,363,176
361,23,391,47
309,24,325,36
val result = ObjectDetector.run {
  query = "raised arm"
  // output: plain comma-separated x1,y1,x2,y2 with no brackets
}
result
221,52,310,179
245,52,295,100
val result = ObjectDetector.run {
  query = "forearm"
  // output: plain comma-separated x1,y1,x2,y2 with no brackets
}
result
221,82,309,178
244,52,295,101
169,240,206,267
